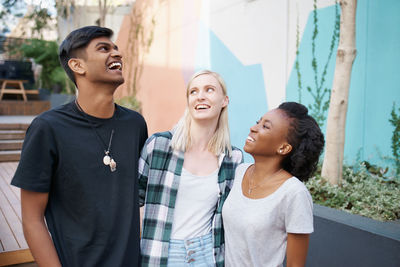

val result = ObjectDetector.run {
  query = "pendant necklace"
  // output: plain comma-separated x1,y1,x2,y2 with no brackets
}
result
75,100,117,172
248,167,283,195
102,129,117,172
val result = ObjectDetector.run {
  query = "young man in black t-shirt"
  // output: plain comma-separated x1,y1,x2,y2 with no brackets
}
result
11,26,147,267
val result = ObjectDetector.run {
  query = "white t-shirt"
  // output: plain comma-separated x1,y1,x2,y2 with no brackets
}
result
222,163,314,267
170,167,220,239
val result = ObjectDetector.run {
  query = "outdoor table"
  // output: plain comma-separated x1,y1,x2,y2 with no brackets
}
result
0,79,38,102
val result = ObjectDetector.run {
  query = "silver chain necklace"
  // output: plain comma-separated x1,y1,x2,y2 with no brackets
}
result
75,100,117,172
248,167,283,195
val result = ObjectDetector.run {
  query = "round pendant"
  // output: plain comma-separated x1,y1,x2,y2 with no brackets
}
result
103,155,111,165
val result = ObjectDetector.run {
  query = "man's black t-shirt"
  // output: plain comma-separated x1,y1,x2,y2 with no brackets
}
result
11,101,148,267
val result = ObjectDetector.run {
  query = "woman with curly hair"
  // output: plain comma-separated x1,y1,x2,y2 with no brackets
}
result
222,102,324,267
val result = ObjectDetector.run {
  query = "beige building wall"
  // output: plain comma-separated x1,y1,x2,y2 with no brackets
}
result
115,0,191,135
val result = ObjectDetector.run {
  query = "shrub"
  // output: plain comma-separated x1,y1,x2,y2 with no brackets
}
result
19,39,72,93
389,103,400,174
306,163,400,221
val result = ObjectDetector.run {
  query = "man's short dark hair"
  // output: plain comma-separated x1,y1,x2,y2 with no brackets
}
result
59,26,113,85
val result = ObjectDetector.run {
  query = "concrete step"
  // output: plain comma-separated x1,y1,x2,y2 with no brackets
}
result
0,130,25,140
0,140,23,150
0,123,29,130
0,150,20,162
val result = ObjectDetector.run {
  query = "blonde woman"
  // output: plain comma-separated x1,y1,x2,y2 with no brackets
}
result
138,70,243,267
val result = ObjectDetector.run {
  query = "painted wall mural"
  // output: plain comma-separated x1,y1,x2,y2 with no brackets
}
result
116,0,400,168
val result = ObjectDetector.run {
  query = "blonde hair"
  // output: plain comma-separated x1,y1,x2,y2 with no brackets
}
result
170,70,232,156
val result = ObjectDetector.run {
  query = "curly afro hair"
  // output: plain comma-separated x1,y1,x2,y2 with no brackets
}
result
278,102,325,181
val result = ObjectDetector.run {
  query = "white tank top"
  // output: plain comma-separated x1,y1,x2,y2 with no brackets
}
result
170,167,220,239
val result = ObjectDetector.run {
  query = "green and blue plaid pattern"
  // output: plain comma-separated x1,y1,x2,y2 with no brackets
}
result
138,131,243,267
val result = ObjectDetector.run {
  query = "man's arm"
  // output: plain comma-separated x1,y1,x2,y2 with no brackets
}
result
21,189,61,267
286,233,310,267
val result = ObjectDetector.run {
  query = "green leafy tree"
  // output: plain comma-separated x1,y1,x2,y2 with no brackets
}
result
1,0,53,37
26,6,53,38
19,39,72,93
0,0,25,34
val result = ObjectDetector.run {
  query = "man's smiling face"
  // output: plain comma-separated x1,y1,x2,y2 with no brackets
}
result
79,36,124,86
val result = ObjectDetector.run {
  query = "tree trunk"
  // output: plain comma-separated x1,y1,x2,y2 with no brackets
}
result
55,0,75,94
321,0,357,185
98,0,108,27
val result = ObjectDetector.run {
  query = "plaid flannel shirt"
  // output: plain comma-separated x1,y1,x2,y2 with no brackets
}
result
138,131,243,267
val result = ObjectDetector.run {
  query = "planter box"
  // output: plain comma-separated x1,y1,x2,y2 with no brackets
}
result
48,93,75,108
307,204,400,267
0,100,50,115
38,90,75,108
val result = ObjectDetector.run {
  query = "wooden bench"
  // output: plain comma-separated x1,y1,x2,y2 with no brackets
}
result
0,79,39,102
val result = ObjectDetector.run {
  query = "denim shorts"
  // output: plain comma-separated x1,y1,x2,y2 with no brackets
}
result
167,233,214,267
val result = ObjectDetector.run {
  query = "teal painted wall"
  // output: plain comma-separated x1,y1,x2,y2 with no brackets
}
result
196,23,267,162
189,1,400,167
287,1,400,171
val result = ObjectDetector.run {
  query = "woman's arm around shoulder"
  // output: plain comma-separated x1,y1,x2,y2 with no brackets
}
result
138,131,173,205
231,146,244,165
